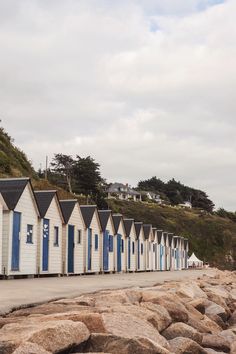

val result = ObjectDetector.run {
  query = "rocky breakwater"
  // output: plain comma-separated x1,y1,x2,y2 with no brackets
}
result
0,269,236,354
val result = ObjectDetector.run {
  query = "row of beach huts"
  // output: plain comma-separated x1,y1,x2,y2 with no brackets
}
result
0,178,189,278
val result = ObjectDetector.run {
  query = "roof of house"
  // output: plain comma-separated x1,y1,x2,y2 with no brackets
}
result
108,183,141,196
143,224,152,240
156,230,163,244
80,205,97,229
0,178,30,210
112,214,123,234
98,210,113,232
134,222,143,238
173,236,179,248
59,199,77,224
123,219,134,237
168,233,174,245
34,190,58,218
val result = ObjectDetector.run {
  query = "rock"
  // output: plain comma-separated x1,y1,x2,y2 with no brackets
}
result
219,329,236,344
229,310,236,326
204,349,226,354
177,282,208,300
162,322,203,344
101,312,170,349
77,333,171,354
169,337,207,354
0,317,27,330
0,320,90,353
12,342,51,354
8,303,90,317
63,295,95,307
231,341,236,354
206,314,228,330
0,340,17,354
140,302,172,332
188,315,212,334
94,290,131,307
184,303,204,320
188,298,208,314
201,315,222,334
202,334,231,352
205,302,228,322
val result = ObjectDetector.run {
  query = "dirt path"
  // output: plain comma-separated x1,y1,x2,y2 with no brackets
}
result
0,269,216,315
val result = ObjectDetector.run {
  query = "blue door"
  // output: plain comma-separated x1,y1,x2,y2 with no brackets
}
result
88,228,92,271
11,211,21,271
42,218,49,271
117,234,122,272
68,225,74,273
160,244,163,271
128,237,131,270
137,239,140,270
103,230,109,271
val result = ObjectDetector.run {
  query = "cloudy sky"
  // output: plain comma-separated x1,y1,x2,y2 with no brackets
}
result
0,0,236,209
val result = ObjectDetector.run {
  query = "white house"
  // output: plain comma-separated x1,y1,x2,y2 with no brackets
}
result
134,222,146,271
60,200,85,275
143,224,153,271
98,210,115,273
34,190,64,275
178,201,192,209
0,178,39,277
123,218,137,272
112,214,126,273
80,205,102,273
107,183,142,202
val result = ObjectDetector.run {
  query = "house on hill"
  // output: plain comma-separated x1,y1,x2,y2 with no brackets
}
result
107,183,141,202
0,178,39,277
34,190,64,275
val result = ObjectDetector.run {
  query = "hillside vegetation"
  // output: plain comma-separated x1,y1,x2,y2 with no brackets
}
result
108,199,236,270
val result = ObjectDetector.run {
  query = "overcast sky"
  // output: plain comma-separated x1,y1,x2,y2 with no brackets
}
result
1,0,236,210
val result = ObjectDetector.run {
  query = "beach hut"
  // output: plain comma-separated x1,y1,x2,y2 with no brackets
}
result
143,224,153,271
173,236,181,270
188,252,203,268
0,193,7,276
123,218,136,272
112,214,126,272
156,230,164,271
184,238,189,269
34,190,64,275
168,233,174,270
60,200,85,275
162,232,169,271
98,210,115,273
80,205,102,273
152,228,158,271
134,222,146,271
0,178,39,277
179,237,185,270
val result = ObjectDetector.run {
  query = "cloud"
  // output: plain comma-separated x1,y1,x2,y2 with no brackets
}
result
1,0,236,209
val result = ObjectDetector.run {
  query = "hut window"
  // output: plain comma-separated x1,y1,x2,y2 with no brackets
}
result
141,243,143,255
77,229,82,244
26,224,33,243
132,241,135,254
121,239,124,253
54,226,59,246
95,234,98,250
109,235,113,252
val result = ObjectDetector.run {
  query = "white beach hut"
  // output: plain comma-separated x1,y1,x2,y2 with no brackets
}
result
34,190,64,275
60,200,85,275
188,252,203,268
168,233,174,271
184,238,189,269
143,224,153,271
163,232,169,271
98,210,115,273
134,222,146,271
156,230,164,271
0,178,39,277
80,205,102,273
112,214,126,272
123,218,136,272
0,193,7,276
152,228,158,271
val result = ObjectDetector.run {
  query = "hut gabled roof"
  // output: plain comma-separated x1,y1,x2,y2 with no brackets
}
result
59,199,77,224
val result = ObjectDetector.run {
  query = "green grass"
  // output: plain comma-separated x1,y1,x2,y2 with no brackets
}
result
108,199,236,270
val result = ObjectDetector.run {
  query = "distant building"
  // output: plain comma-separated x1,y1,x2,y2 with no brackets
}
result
140,191,163,204
107,183,141,202
178,201,192,209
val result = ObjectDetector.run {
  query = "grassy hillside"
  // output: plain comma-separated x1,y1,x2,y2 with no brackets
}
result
108,199,236,270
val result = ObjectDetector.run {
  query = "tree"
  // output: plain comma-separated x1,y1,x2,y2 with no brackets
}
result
50,154,74,193
137,176,165,193
73,156,103,198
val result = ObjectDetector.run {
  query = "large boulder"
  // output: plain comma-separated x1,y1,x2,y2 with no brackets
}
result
77,333,171,354
219,329,236,345
177,282,208,300
12,342,51,354
140,302,172,332
202,334,231,352
188,299,208,315
0,320,90,353
200,315,222,334
169,337,207,354
229,310,236,326
0,340,17,354
162,322,203,344
188,315,212,334
101,312,170,349
205,302,229,322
